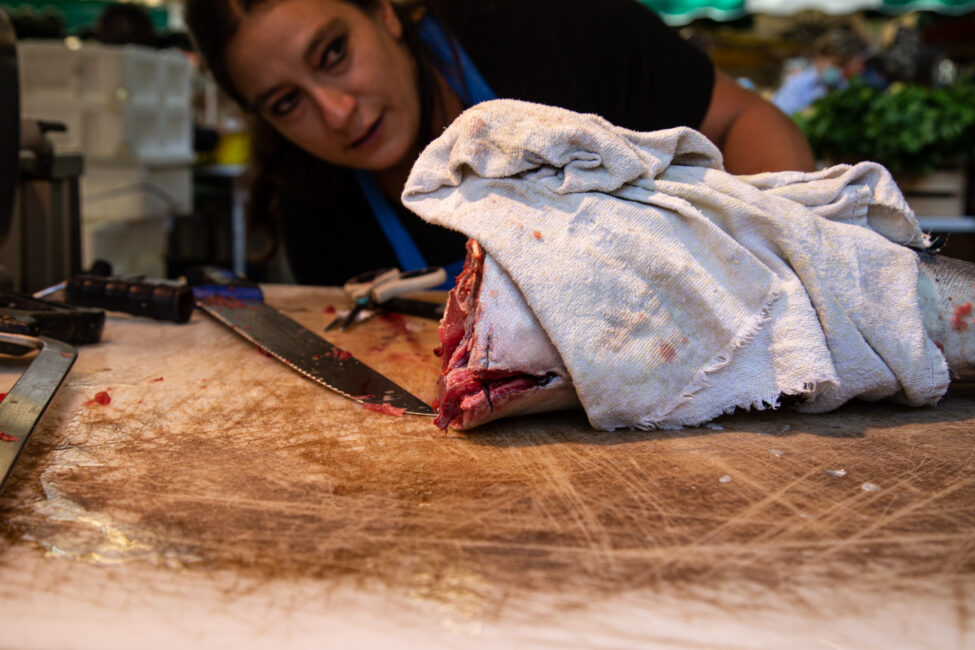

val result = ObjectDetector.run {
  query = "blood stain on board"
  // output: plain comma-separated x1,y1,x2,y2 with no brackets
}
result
83,391,112,406
150,377,164,383
362,402,406,416
379,312,410,337
951,302,972,332
0,432,18,443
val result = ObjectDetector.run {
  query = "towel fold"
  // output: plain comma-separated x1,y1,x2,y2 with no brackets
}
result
403,99,948,430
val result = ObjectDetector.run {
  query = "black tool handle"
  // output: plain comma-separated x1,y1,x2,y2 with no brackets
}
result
65,276,194,323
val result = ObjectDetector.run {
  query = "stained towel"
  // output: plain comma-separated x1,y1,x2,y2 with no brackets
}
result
402,99,948,430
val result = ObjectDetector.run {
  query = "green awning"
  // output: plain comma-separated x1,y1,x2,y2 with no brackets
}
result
0,0,169,34
642,0,975,23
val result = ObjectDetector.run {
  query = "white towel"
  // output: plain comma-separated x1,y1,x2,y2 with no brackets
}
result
402,99,949,431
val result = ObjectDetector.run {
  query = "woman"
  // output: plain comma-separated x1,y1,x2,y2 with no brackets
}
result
772,25,871,116
185,0,815,285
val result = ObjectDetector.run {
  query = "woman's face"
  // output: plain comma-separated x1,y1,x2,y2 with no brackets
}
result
225,0,420,172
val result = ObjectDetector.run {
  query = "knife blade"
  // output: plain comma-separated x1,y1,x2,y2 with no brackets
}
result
197,296,435,416
0,333,77,493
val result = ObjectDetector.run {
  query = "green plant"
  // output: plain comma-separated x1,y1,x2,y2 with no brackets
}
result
794,79,975,174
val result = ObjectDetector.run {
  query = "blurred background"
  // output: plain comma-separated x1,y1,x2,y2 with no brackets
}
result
1,0,973,293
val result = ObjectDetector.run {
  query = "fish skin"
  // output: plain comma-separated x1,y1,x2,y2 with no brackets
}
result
916,251,975,381
436,245,975,431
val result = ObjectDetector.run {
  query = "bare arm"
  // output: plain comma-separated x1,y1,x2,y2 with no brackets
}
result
698,72,817,174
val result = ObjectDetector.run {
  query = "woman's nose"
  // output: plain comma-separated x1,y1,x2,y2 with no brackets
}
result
311,86,356,130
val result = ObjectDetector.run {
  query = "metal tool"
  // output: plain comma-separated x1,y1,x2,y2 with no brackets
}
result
197,294,435,416
0,332,77,493
1,290,105,344
1,11,85,295
331,266,447,331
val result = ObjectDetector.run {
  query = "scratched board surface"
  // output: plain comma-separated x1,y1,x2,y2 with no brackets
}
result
0,286,973,649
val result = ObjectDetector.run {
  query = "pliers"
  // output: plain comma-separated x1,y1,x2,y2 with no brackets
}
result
328,266,447,331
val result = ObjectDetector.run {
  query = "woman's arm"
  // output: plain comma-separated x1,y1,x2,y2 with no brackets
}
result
698,72,817,174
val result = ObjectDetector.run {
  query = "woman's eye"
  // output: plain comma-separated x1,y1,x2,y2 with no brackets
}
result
320,35,347,69
270,90,301,117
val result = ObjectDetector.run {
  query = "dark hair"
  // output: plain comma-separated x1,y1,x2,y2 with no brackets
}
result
184,0,448,259
96,3,157,47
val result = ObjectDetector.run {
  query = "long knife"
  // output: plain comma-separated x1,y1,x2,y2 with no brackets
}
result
0,333,77,493
197,296,435,416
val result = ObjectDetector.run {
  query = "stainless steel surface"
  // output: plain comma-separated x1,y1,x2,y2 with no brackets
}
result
4,151,85,293
0,332,77,492
0,8,83,294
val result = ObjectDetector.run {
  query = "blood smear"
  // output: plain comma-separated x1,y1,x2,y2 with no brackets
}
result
362,403,406,417
0,432,18,442
951,303,972,332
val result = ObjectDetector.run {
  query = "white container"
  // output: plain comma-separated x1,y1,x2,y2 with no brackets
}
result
159,49,192,108
81,214,169,279
81,98,160,160
80,43,161,106
158,104,193,160
17,40,83,98
19,42,194,164
82,160,192,223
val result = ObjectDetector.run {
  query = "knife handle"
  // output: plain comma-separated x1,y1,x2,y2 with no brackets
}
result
65,276,195,323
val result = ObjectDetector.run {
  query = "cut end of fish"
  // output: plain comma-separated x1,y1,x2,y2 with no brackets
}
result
433,240,581,430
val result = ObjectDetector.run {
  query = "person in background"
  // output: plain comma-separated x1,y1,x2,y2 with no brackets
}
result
772,25,870,116
94,2,157,47
184,0,817,286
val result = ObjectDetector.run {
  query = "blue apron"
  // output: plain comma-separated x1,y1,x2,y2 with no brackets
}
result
354,15,496,284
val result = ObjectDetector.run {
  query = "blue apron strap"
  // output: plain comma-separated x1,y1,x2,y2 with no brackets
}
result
355,170,427,271
356,14,497,285
414,14,497,105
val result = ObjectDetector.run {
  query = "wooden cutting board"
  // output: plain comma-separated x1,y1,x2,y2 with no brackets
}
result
1,285,973,649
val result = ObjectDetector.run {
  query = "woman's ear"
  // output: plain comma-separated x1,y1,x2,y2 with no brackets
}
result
372,0,403,39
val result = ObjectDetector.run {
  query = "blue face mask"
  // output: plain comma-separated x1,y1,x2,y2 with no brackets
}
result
821,65,843,87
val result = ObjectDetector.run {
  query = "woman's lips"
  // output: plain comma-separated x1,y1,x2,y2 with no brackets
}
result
348,114,383,149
